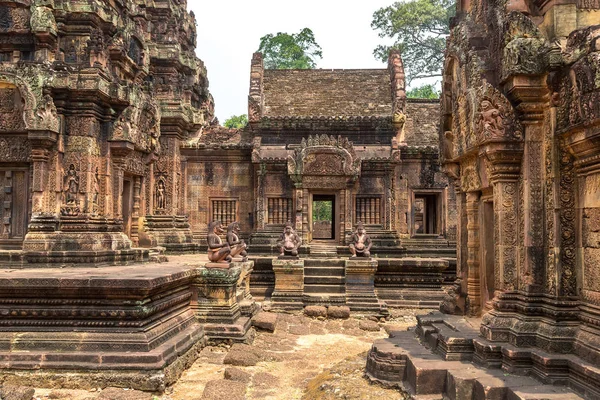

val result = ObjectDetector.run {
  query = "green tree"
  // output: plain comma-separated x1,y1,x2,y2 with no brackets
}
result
407,84,440,99
372,0,455,83
223,114,248,129
258,28,323,69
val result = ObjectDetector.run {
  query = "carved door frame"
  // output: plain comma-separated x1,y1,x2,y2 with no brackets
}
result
308,190,341,243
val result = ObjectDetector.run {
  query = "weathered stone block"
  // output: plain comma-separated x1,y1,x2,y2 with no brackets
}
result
223,350,260,367
201,379,247,400
359,319,380,332
0,385,35,400
97,387,151,400
304,305,327,318
224,367,251,384
252,311,277,332
327,305,350,319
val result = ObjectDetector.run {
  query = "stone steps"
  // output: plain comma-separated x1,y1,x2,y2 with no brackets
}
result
366,330,585,400
303,258,346,297
304,276,345,285
303,284,345,294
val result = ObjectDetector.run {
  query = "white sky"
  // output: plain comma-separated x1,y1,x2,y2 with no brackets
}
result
190,0,397,123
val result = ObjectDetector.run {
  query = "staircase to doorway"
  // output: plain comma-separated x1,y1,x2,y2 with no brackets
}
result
303,258,346,305
309,240,338,257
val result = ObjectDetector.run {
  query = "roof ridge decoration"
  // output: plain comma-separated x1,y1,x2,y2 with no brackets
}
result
388,49,407,143
248,53,264,123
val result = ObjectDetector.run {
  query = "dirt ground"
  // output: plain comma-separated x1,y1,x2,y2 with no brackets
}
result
31,309,432,400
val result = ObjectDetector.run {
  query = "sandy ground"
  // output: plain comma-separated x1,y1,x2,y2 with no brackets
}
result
30,309,432,400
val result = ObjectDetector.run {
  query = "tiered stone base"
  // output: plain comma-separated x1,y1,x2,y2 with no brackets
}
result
375,258,449,308
345,258,387,315
141,215,200,254
271,257,304,310
194,260,257,343
0,263,204,391
366,312,599,399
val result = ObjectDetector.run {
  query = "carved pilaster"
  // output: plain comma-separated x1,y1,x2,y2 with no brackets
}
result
504,75,550,293
466,191,481,316
28,130,58,215
484,142,523,293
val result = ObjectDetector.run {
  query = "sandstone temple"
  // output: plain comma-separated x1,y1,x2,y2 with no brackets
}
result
0,0,598,398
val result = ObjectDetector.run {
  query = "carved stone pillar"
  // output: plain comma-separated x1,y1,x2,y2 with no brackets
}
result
484,143,523,293
504,76,550,292
256,164,266,231
28,130,58,218
466,191,481,316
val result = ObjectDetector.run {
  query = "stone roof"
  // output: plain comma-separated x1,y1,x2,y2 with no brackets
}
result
262,69,392,118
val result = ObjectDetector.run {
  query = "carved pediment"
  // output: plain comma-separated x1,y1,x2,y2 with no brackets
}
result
474,81,522,146
110,98,161,154
287,134,361,187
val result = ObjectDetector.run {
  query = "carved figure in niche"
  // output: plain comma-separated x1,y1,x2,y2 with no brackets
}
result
60,164,80,216
349,222,372,258
443,131,455,160
155,178,166,211
92,167,100,212
207,221,232,263
476,100,504,140
64,164,79,205
226,221,248,261
277,221,301,257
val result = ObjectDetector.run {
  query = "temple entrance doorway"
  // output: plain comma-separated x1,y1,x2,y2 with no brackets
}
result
481,199,495,311
413,193,439,236
0,168,30,249
122,176,133,238
311,194,335,241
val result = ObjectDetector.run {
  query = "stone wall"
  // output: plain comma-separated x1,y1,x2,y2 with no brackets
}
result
263,69,392,117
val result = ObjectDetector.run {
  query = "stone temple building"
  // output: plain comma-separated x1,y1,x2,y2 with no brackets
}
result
367,1,600,399
0,0,456,390
0,0,214,265
1,0,600,398
186,51,456,256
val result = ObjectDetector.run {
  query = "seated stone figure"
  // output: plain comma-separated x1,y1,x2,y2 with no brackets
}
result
226,221,248,261
207,220,232,263
349,222,372,258
277,222,301,257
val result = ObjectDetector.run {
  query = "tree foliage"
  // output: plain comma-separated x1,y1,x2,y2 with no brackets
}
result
407,84,440,99
223,114,248,129
313,200,332,221
372,0,455,83
258,28,323,69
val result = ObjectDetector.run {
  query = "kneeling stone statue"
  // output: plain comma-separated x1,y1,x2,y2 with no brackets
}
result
278,222,301,257
349,222,372,258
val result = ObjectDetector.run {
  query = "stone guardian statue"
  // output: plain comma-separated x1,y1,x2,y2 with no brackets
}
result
207,220,232,263
349,222,372,258
226,221,248,261
277,222,301,257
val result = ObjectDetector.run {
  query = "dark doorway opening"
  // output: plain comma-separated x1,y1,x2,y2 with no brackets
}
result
414,194,438,235
122,177,133,238
312,195,335,240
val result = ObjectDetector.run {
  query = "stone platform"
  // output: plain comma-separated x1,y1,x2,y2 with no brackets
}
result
366,312,598,399
0,260,205,391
